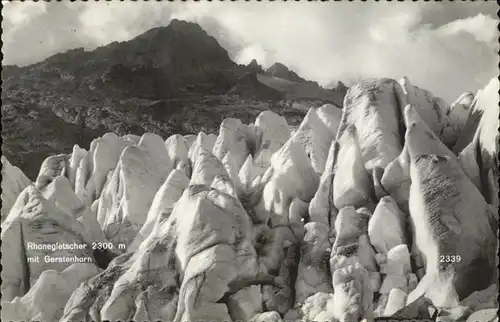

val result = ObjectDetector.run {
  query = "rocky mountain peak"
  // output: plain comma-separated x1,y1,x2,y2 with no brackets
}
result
265,62,307,83
127,18,233,69
247,59,264,74
1,19,347,182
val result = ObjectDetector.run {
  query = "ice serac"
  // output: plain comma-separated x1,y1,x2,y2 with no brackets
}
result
339,78,403,193
328,206,378,321
294,222,333,307
261,243,299,316
189,148,230,187
261,138,319,226
213,118,252,172
368,196,407,254
247,137,311,316
397,76,458,147
239,154,264,192
188,131,214,165
449,92,474,134
289,197,309,239
227,285,263,322
1,264,101,322
456,78,499,208
128,169,190,252
206,133,218,151
375,244,415,317
97,133,173,248
62,174,259,322
66,134,133,206
308,173,335,226
381,143,411,212
1,156,31,222
221,151,244,196
383,288,408,316
73,148,93,204
138,133,172,168
331,261,373,321
35,154,70,190
165,134,190,168
67,145,88,190
292,107,338,174
40,176,110,253
309,139,338,226
91,133,134,198
404,104,497,306
183,134,197,150
333,126,374,210
1,185,99,302
391,104,457,215
296,292,336,322
317,103,342,135
253,111,291,170
60,254,134,321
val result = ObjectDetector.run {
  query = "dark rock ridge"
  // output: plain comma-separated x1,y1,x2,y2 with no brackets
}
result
265,62,308,84
247,59,265,74
228,72,285,101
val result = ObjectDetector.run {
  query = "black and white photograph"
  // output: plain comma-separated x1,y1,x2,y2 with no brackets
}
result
1,2,498,321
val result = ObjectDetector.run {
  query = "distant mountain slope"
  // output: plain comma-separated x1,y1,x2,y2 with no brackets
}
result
230,60,347,105
1,19,345,180
228,72,285,101
257,74,346,107
265,62,307,83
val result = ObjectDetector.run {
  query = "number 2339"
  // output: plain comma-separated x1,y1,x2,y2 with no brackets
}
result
440,255,461,263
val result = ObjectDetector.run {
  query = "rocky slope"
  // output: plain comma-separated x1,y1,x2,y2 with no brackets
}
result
1,76,498,322
1,19,346,181
266,62,307,83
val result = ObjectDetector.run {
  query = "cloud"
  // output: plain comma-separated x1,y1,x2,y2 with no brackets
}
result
2,3,93,66
2,2,497,102
2,1,47,26
438,13,498,46
77,2,177,44
235,44,269,67
175,2,498,101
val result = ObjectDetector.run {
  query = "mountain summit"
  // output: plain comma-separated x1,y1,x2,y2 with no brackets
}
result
1,19,345,180
265,62,307,83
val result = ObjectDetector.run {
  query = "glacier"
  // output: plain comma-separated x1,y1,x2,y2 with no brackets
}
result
1,77,498,322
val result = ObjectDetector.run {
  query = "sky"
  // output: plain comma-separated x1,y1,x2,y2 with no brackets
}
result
2,1,498,102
